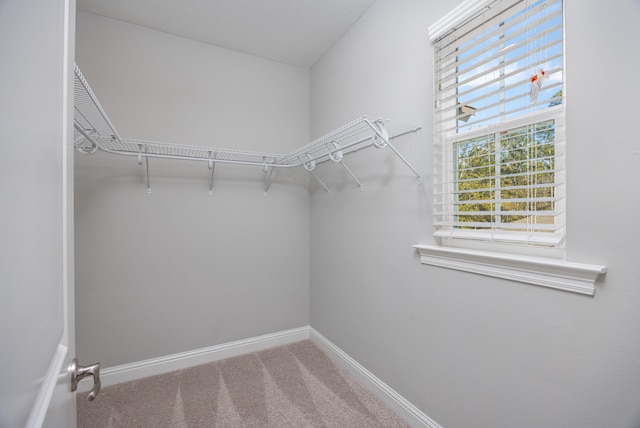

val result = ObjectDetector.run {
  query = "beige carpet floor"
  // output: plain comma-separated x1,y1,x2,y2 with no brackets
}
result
76,340,410,427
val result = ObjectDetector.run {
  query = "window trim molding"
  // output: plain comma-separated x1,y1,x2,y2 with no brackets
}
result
413,244,606,295
428,0,497,42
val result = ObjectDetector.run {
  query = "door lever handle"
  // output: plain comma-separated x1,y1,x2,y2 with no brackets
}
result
70,358,101,401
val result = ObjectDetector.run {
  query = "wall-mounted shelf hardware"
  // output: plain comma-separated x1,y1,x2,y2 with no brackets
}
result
73,64,422,193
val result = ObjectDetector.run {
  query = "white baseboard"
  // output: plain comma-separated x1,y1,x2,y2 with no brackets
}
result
78,326,310,392
309,327,442,428
79,325,440,428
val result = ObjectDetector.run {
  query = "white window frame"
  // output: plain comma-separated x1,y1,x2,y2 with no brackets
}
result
430,0,566,258
436,109,566,258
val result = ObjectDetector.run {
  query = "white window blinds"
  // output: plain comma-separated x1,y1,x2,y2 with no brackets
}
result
431,0,565,247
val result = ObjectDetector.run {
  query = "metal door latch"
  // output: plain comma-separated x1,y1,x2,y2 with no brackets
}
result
70,358,101,401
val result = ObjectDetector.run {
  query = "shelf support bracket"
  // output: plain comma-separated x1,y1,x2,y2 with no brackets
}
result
145,148,151,194
338,161,363,191
302,153,329,192
263,157,275,193
138,144,151,193
208,151,216,195
385,140,423,184
73,121,99,154
369,119,423,184
328,141,363,191
310,170,330,192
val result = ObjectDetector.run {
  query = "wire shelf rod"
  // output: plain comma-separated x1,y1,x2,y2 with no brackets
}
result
73,64,423,192
89,144,291,168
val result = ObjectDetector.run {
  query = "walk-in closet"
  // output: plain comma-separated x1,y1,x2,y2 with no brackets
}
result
2,0,640,427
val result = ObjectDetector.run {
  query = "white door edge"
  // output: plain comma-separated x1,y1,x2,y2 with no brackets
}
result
25,344,69,428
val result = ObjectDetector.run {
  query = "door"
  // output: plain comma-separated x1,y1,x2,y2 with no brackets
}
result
0,0,77,427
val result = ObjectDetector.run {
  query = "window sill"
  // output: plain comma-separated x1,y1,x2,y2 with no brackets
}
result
413,245,606,296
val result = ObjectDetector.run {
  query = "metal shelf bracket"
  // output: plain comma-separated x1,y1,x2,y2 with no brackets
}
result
263,157,275,193
302,153,330,192
208,151,216,195
136,144,151,193
328,141,363,191
367,118,423,184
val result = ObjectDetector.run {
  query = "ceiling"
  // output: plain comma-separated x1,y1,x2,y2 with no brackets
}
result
77,0,378,68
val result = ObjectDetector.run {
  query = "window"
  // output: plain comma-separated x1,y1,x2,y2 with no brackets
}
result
430,0,565,249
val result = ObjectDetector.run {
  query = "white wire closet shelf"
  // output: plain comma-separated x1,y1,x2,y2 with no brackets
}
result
73,64,422,193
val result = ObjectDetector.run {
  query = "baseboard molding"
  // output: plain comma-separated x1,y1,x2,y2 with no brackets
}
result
309,328,442,428
78,326,310,392
79,325,440,428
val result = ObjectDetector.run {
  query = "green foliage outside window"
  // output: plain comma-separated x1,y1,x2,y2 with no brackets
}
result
454,120,555,229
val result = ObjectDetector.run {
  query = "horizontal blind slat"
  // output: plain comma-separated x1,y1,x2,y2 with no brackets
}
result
435,14,563,78
437,98,564,133
434,0,561,52
434,221,563,231
438,61,563,110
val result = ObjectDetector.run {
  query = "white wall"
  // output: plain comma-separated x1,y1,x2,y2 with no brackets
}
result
74,12,310,367
310,1,640,427
1,0,73,426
